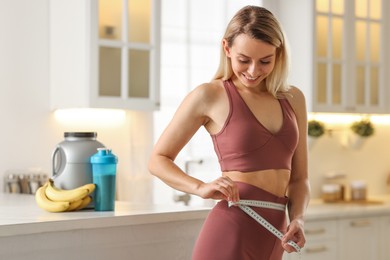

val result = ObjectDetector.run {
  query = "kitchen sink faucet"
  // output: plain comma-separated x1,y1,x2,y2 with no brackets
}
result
173,159,203,205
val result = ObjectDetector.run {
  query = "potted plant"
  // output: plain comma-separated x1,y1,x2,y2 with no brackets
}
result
351,119,375,137
348,119,375,149
308,120,326,148
308,120,326,138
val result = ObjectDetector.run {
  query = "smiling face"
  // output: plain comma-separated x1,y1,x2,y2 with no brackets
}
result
223,34,276,90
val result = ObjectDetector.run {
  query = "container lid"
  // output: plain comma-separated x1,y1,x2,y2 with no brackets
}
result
90,148,118,164
64,132,97,138
321,184,341,193
350,180,366,188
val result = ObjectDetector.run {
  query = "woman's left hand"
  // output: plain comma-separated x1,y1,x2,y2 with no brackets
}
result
281,219,306,253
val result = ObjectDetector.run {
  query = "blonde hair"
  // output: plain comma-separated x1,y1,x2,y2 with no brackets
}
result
213,6,290,98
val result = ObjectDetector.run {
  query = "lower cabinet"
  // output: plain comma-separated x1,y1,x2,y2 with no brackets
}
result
339,217,380,260
380,216,390,260
283,215,390,260
284,219,338,260
0,218,204,260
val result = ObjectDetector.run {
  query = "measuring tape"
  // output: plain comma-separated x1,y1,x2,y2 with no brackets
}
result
229,200,301,253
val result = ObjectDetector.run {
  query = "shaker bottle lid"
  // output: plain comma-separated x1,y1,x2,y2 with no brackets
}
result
64,132,97,138
90,148,118,164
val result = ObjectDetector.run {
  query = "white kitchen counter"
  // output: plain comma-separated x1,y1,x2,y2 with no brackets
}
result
305,195,390,221
0,193,211,237
1,193,389,237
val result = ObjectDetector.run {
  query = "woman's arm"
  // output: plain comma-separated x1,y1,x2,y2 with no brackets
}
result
148,83,240,202
282,86,311,252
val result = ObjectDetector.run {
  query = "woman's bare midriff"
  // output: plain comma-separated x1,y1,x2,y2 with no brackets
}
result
222,169,291,197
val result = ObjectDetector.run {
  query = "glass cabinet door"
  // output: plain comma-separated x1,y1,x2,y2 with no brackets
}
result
128,49,150,98
99,46,121,97
354,0,382,108
313,0,384,113
314,0,345,111
97,0,154,101
128,0,150,43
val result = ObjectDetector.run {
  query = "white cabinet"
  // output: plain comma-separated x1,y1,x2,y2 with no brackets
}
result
300,220,338,260
50,0,160,111
313,0,386,113
283,214,389,260
0,218,204,260
380,216,390,260
275,0,388,113
339,216,380,260
285,219,338,260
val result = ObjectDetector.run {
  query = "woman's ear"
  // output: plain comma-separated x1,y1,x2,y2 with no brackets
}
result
222,39,231,58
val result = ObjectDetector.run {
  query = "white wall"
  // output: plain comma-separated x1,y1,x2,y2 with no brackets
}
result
308,124,390,198
0,0,53,184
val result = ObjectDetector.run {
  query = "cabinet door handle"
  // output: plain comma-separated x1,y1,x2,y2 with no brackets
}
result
350,220,371,227
305,228,326,235
345,106,356,111
305,245,328,254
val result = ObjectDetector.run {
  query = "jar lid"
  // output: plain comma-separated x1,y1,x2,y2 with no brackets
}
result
90,148,118,164
322,184,341,193
64,132,97,138
350,180,366,188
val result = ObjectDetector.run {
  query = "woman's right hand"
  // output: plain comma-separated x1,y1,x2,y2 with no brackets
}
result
197,176,240,202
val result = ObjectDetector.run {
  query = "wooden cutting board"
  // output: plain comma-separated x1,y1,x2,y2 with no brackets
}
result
329,199,383,205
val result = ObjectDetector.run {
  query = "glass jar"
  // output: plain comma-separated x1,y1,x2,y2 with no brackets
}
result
322,184,342,202
350,180,367,200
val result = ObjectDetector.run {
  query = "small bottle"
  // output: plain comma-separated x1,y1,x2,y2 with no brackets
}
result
19,174,31,194
29,174,41,194
6,174,21,193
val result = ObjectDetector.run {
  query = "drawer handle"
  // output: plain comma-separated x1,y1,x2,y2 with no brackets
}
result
305,228,326,235
305,245,328,254
350,220,371,227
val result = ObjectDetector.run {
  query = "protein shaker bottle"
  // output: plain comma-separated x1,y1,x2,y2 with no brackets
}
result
90,148,118,211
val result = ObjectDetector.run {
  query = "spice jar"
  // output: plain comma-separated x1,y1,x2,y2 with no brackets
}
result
5,174,21,193
350,180,367,201
19,174,31,194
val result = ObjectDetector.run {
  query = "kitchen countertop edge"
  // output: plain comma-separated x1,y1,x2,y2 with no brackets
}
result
1,194,390,237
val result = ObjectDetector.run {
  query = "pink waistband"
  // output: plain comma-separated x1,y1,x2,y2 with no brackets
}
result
235,181,289,205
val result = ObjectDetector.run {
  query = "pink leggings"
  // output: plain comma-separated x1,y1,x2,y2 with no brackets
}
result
192,182,288,260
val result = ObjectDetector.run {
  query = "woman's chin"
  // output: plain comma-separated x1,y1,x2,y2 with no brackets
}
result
240,75,261,87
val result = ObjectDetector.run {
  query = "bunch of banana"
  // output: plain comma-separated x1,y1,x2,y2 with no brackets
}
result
35,179,95,213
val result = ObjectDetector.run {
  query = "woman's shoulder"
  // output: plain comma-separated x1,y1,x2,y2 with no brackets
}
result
191,80,226,102
178,80,226,114
195,79,225,93
284,86,305,102
284,86,307,114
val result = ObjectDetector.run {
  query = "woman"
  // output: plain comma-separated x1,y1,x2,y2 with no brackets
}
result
148,5,310,260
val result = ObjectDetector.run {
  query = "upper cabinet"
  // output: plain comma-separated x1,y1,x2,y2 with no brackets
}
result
273,0,388,113
313,0,386,113
50,0,161,111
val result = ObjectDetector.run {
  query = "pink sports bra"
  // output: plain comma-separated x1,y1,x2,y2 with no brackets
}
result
211,80,299,172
